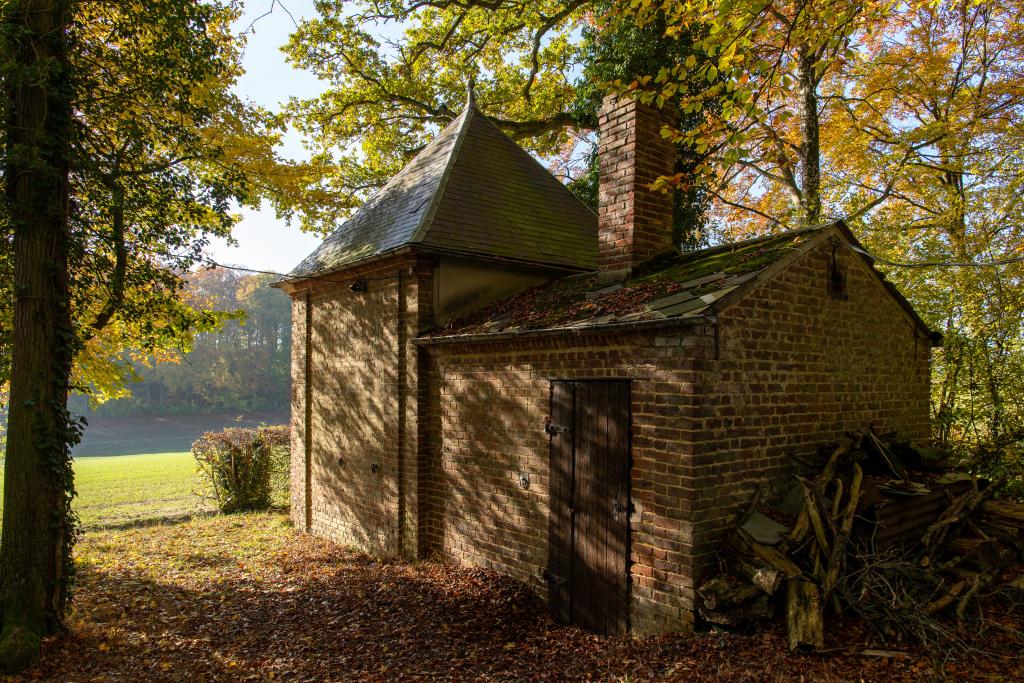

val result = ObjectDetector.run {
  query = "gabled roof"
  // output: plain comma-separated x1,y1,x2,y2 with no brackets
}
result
424,227,823,338
420,222,939,343
284,99,598,280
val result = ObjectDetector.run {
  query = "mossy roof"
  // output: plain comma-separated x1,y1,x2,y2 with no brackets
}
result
425,226,826,338
284,99,598,280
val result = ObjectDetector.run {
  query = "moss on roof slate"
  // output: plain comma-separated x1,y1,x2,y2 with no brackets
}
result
426,227,823,338
285,99,597,280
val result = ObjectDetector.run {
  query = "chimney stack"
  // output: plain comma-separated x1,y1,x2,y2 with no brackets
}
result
597,95,677,271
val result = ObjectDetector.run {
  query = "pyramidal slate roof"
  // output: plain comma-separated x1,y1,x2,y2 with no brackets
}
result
285,99,598,280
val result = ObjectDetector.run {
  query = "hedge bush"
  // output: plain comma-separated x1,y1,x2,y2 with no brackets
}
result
192,425,289,513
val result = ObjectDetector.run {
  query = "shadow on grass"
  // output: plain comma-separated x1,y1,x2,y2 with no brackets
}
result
82,509,220,533
82,503,291,533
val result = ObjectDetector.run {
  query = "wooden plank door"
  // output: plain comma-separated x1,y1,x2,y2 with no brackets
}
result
547,380,631,634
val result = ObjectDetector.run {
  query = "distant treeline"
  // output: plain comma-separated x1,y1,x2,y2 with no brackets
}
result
69,269,291,417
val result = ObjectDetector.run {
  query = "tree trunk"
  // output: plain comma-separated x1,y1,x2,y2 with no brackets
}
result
786,580,824,650
0,0,77,672
795,45,821,225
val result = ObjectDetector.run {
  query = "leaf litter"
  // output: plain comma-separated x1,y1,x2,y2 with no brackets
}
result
9,512,1023,682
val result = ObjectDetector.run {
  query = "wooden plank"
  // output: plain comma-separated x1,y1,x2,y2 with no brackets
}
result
579,381,633,635
547,381,574,624
787,580,825,650
553,381,632,635
573,381,594,631
596,381,612,634
602,382,618,634
610,381,631,633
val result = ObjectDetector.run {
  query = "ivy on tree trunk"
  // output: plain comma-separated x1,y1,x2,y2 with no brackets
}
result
0,0,79,672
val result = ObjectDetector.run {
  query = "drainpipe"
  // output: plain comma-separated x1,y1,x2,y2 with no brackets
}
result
396,269,407,556
304,290,312,531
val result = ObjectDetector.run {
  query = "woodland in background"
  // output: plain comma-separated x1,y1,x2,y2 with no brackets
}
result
68,269,291,417
3,0,1019,486
0,0,299,664
614,0,1024,491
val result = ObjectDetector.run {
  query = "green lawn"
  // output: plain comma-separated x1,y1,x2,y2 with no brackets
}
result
1,452,214,530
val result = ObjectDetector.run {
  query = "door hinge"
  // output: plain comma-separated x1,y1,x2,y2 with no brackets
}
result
543,568,568,587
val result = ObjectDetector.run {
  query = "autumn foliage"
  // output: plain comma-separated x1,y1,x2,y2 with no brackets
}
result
191,426,289,514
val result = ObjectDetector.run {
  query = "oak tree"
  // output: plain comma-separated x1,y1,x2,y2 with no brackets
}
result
0,0,285,669
0,0,78,670
281,0,715,240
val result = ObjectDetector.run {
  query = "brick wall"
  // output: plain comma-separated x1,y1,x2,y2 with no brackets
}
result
286,230,932,634
285,254,432,559
690,238,933,579
419,328,710,634
417,233,932,633
597,95,677,271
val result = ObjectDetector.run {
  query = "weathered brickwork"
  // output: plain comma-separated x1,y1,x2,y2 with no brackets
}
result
287,238,932,633
689,241,933,579
597,95,677,271
283,88,934,636
419,329,711,634
285,254,432,559
402,258,434,556
412,239,933,633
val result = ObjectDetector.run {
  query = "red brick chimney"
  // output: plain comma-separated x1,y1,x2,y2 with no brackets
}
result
597,95,677,271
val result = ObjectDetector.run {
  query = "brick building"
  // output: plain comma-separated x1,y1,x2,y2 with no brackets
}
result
275,94,938,634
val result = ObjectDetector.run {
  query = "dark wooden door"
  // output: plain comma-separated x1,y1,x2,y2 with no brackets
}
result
547,380,631,634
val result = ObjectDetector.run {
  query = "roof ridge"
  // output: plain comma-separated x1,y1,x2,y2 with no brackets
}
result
282,95,598,280
355,109,470,212
408,102,477,245
284,110,471,276
627,223,826,274
691,223,831,259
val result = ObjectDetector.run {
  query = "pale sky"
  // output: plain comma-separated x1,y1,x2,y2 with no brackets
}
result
210,1,567,275
206,0,327,275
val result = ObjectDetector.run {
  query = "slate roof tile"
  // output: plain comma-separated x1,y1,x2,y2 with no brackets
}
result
424,227,826,338
285,99,597,279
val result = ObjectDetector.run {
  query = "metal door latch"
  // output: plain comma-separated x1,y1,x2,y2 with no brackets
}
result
544,417,569,436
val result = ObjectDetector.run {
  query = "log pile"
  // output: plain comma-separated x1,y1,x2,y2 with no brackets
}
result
697,429,1023,651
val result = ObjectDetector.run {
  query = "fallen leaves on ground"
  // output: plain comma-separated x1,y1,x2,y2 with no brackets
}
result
10,512,1023,682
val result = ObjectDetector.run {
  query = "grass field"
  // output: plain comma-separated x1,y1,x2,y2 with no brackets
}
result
1,452,214,530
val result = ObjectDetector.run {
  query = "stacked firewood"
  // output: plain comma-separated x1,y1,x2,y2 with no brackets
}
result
697,429,1024,650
